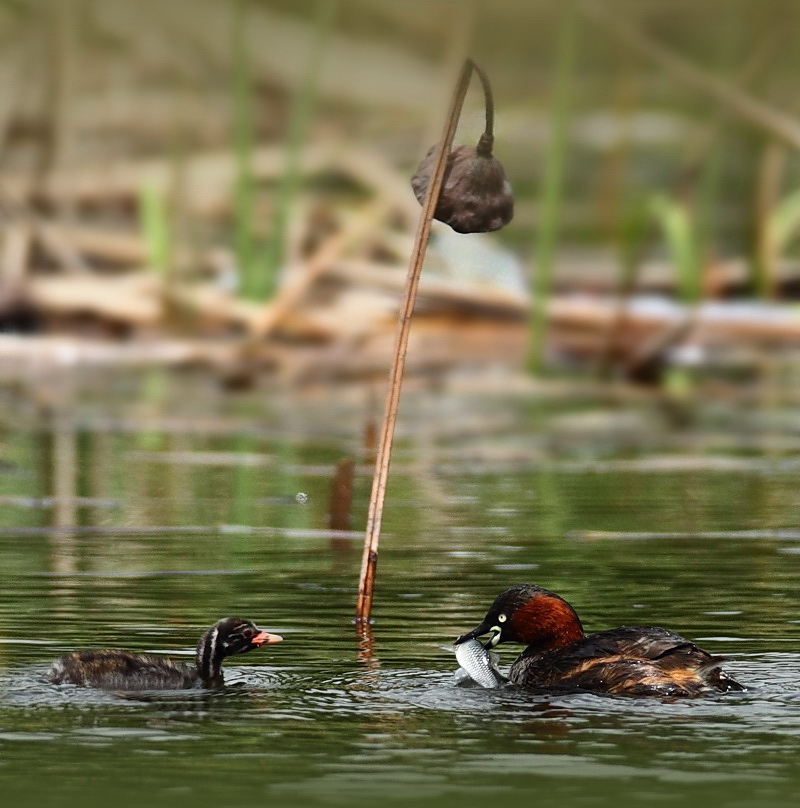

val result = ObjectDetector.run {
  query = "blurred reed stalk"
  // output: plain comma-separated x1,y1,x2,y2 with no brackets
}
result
138,182,171,275
757,182,800,300
137,168,177,451
354,59,478,625
260,0,337,299
232,0,257,299
137,84,193,323
755,142,789,299
596,199,650,380
45,0,78,222
649,194,701,305
647,193,700,404
528,0,579,374
136,368,168,451
689,4,747,293
234,0,336,302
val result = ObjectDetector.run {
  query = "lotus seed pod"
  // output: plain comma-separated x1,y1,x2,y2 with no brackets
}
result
411,134,514,234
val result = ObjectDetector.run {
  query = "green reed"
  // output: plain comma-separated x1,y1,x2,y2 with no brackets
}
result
233,0,336,303
259,0,337,300
649,193,701,304
231,0,258,300
138,181,171,275
758,188,800,298
528,0,579,374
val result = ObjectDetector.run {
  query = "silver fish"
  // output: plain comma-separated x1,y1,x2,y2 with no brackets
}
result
454,638,506,689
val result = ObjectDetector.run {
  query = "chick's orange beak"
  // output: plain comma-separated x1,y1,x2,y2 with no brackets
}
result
252,631,283,646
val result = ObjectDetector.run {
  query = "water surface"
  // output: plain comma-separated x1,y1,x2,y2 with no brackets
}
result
1,375,799,808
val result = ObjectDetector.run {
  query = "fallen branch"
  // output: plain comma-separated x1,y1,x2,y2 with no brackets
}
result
253,198,394,338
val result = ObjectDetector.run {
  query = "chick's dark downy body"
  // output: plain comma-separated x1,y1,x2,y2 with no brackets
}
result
49,617,282,691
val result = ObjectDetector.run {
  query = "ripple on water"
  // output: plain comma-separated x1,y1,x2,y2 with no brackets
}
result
4,651,800,808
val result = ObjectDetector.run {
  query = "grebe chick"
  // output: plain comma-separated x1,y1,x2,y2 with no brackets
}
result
455,584,744,697
49,617,282,691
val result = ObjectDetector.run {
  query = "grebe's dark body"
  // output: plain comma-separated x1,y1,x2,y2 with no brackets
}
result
455,585,744,697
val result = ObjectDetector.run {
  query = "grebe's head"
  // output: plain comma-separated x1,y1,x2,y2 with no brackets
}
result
211,617,283,657
454,584,584,652
195,617,283,682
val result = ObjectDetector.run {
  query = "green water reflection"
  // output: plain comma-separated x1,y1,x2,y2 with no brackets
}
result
1,380,800,808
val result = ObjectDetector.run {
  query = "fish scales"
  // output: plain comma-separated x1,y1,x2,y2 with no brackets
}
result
454,638,506,689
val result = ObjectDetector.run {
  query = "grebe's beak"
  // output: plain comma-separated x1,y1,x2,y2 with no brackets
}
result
251,630,283,646
454,618,499,648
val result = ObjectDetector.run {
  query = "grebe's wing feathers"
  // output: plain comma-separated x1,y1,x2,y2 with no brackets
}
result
585,626,698,658
517,626,692,664
511,626,745,696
